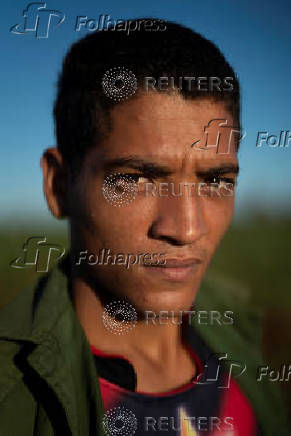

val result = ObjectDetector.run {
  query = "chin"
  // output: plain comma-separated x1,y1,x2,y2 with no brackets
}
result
123,286,198,317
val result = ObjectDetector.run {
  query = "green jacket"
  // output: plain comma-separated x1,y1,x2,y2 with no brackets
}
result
0,261,289,435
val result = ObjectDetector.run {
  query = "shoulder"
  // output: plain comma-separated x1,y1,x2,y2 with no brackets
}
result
195,272,263,346
194,273,290,436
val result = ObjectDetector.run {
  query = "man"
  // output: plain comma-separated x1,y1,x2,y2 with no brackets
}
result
0,19,288,436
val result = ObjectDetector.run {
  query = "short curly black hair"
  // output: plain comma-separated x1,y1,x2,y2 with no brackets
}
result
54,18,240,176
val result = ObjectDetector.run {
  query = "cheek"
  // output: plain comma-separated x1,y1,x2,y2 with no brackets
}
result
203,197,234,245
76,180,154,245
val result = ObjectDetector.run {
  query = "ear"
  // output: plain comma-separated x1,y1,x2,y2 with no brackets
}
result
41,147,69,218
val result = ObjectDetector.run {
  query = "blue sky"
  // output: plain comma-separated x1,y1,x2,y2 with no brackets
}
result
1,0,290,225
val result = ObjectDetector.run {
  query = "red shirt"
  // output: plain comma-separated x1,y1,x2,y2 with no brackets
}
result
92,327,259,436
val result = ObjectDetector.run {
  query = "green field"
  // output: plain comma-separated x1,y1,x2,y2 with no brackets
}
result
0,216,290,422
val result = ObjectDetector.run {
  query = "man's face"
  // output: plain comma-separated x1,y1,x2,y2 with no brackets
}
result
68,93,239,314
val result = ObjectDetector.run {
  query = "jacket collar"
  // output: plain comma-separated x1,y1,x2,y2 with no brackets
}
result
0,259,69,342
0,257,105,436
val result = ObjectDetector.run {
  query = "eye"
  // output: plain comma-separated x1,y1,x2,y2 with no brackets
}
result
128,174,151,185
130,174,156,193
204,176,236,187
104,173,154,194
199,175,236,198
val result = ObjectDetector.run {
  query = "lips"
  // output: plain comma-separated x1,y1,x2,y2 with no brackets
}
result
152,258,202,268
143,257,202,281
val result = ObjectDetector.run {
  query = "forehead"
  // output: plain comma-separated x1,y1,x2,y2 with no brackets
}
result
93,93,237,170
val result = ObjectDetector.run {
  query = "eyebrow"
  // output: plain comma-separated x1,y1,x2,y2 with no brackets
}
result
196,164,240,177
103,157,172,177
103,157,239,177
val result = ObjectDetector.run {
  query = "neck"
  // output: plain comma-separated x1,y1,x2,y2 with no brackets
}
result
72,275,184,361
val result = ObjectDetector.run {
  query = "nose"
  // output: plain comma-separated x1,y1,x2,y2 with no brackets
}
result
148,184,208,246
